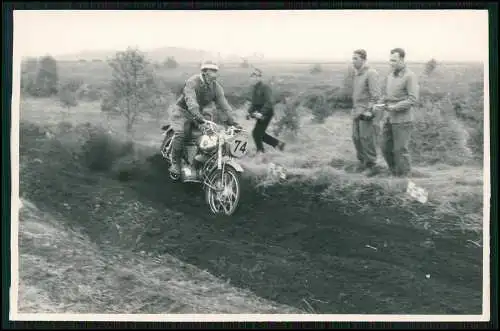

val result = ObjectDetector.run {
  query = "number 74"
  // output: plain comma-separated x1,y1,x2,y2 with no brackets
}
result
233,139,247,153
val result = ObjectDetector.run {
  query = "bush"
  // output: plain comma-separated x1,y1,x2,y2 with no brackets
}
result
272,97,301,138
33,55,59,97
59,83,78,111
100,93,118,112
307,94,330,123
410,99,473,166
21,73,38,96
425,58,438,75
164,56,179,69
79,125,134,172
310,64,322,74
77,84,104,102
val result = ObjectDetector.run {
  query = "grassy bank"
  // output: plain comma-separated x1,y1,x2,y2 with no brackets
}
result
17,119,484,314
19,95,485,237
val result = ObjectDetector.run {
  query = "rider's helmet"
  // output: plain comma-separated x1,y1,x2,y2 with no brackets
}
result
200,59,219,71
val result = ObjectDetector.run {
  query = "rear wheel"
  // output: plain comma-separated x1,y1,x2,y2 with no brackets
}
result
205,166,241,216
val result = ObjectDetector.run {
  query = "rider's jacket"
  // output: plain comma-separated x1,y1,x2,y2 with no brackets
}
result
176,74,236,124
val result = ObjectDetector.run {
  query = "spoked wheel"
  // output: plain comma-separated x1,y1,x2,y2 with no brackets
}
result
205,166,241,216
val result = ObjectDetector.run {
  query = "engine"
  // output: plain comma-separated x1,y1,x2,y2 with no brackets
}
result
198,134,218,153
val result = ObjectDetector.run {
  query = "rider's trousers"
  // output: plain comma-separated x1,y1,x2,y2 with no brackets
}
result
169,105,196,171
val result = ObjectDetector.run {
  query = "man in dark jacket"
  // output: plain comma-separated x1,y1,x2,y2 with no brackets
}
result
246,68,285,153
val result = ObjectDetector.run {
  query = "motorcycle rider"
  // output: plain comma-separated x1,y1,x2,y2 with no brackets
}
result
168,59,240,179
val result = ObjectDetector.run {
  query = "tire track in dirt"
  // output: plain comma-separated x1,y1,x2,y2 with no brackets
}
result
122,157,483,314
19,124,483,315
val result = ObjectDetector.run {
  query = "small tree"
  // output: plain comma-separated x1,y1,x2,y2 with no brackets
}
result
142,76,176,122
309,94,330,123
240,58,250,68
310,64,323,74
272,93,300,138
34,55,58,97
164,56,179,69
22,57,38,75
59,81,79,121
425,58,438,75
107,47,157,134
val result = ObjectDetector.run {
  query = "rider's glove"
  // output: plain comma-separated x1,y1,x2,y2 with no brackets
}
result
359,111,374,121
228,120,242,129
193,114,205,124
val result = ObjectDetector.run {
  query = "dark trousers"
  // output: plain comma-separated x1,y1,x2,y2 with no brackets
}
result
381,121,413,176
171,119,195,168
352,118,379,167
252,116,281,152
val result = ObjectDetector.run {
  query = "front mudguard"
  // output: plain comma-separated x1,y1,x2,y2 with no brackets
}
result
222,157,244,173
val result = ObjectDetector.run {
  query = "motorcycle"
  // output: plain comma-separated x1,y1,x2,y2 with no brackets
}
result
159,119,249,216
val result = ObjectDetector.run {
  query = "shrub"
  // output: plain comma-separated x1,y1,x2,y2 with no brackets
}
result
21,73,38,96
310,64,322,74
77,84,103,102
425,58,438,75
272,96,301,138
164,56,179,69
58,83,78,113
79,125,134,172
240,59,250,68
307,93,331,123
100,93,118,112
33,55,59,97
410,99,473,166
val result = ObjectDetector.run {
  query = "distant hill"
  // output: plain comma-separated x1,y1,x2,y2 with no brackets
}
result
51,46,259,64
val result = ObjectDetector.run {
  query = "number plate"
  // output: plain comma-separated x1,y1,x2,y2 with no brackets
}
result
406,180,428,204
227,136,249,158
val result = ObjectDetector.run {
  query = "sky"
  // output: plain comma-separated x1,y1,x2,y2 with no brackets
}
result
13,9,489,62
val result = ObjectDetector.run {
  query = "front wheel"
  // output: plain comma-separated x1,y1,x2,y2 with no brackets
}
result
205,166,241,216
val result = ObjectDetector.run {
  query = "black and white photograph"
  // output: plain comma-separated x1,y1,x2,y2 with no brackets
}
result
9,8,491,323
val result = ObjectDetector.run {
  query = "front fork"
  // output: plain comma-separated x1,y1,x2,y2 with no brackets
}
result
203,143,226,192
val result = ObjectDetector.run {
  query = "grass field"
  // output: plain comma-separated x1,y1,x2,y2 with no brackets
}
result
14,59,487,315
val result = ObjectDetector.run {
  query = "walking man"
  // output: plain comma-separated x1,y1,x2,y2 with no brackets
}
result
374,48,420,177
350,49,383,176
246,68,285,153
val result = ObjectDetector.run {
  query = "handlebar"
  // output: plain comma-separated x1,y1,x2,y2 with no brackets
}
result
200,120,247,136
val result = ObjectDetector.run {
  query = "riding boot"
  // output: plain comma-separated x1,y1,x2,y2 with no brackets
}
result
169,133,185,177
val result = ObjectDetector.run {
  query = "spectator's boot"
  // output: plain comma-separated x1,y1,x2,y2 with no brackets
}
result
354,163,367,173
362,163,381,177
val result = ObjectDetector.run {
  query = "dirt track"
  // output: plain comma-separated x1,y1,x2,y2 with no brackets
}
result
19,126,483,314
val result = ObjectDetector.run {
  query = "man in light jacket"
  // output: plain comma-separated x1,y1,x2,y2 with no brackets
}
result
374,48,420,177
350,49,383,177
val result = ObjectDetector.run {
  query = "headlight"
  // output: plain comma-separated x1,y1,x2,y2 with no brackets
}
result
199,134,218,151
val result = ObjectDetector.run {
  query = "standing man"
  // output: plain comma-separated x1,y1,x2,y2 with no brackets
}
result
246,67,285,153
168,59,240,179
374,48,420,177
350,49,382,176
